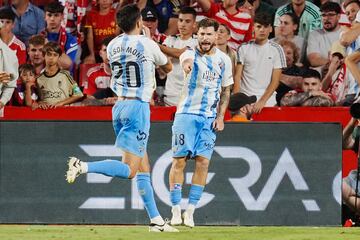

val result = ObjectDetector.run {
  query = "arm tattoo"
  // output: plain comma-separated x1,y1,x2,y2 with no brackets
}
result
280,92,311,106
218,86,231,119
303,96,334,107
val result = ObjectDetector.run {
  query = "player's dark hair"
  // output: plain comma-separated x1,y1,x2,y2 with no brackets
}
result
45,1,65,13
116,4,141,33
43,41,63,56
254,12,272,27
0,8,16,21
179,6,197,20
320,1,341,14
303,69,321,81
197,18,219,32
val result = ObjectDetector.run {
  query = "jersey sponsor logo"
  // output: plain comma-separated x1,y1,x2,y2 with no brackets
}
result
136,131,147,141
202,70,220,82
69,42,77,48
42,90,63,99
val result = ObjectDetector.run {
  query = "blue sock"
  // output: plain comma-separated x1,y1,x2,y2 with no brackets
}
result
87,160,130,179
136,173,160,219
170,183,182,206
188,184,204,206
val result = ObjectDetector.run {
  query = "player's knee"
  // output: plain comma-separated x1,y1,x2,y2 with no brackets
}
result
342,181,351,200
195,158,209,172
172,158,187,172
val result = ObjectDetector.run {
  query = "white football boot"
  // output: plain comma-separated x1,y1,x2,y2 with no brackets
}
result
183,210,195,228
149,220,179,232
66,157,82,183
170,205,182,225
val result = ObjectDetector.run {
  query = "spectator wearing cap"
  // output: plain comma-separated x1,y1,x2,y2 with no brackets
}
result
83,0,120,64
7,0,45,44
146,0,183,35
228,93,257,122
280,69,334,107
0,8,26,65
307,1,342,70
43,1,78,71
141,7,167,44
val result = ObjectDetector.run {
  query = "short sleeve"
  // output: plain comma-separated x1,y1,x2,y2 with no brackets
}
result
237,44,246,65
306,30,320,55
163,36,173,47
273,44,287,69
147,39,168,66
221,55,234,87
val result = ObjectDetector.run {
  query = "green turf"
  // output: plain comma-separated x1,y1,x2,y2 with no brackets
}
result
0,225,359,240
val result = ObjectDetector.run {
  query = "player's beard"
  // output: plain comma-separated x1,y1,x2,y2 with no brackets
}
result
199,42,215,54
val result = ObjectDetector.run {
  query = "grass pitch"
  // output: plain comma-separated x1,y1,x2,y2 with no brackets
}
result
0,225,359,240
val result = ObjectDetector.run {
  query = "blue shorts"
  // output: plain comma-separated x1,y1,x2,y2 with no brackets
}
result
112,100,150,158
172,113,216,160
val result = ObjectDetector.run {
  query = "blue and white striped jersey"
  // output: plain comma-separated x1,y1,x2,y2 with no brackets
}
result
177,48,233,117
107,34,168,102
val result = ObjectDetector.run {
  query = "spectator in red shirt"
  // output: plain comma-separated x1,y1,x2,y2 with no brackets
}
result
0,8,26,65
11,63,38,106
195,0,253,49
82,37,112,96
84,0,120,63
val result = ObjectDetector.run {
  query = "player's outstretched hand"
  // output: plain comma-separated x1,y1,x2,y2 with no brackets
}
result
213,117,224,132
182,59,193,75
